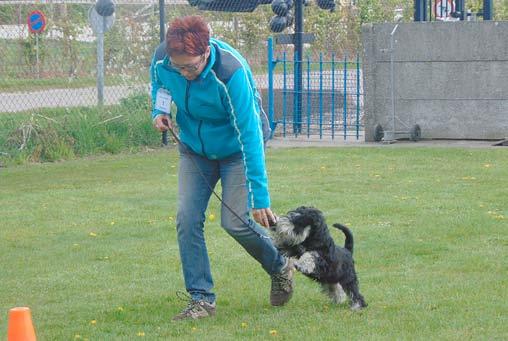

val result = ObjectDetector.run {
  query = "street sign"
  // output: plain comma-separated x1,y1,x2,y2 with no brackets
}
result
88,6,115,35
434,0,455,20
27,10,46,34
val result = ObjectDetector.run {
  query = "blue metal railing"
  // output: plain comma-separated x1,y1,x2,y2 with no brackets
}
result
267,37,363,140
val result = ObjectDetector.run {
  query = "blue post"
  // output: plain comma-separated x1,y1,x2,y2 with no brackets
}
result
456,0,465,20
293,51,301,136
483,0,493,20
414,0,427,21
283,51,287,137
319,53,323,139
267,37,275,132
356,55,360,140
331,53,335,140
294,0,303,135
307,56,311,138
343,54,348,140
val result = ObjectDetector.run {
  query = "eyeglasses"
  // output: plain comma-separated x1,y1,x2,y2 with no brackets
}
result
169,54,205,73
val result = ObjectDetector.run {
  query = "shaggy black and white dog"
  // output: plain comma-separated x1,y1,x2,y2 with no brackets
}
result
269,206,367,310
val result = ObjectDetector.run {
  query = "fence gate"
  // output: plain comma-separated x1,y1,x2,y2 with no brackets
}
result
266,37,363,140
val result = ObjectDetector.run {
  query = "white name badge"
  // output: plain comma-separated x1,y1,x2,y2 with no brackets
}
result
155,88,172,113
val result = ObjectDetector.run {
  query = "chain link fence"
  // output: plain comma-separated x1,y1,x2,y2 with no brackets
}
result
0,0,405,164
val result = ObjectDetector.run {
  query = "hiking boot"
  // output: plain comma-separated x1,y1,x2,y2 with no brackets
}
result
171,300,216,321
270,259,294,306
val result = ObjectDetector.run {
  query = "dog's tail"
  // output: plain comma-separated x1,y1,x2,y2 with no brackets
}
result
332,223,354,254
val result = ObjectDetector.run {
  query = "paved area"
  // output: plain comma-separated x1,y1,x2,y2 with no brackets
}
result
267,136,507,149
0,85,147,113
0,71,360,113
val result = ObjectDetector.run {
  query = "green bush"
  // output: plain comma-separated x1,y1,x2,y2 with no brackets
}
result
0,92,160,165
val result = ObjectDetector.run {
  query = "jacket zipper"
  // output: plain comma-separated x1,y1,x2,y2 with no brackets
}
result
185,80,206,156
198,122,205,155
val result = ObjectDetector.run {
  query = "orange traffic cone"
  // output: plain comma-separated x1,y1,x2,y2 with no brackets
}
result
7,307,36,341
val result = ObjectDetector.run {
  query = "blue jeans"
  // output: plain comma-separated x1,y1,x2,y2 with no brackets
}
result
176,145,286,304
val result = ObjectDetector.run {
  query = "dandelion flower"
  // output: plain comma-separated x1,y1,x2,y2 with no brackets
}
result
89,232,97,237
461,176,476,180
90,320,97,325
137,331,145,337
241,322,248,328
269,329,277,336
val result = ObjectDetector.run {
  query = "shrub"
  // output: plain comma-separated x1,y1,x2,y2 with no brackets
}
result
0,92,161,165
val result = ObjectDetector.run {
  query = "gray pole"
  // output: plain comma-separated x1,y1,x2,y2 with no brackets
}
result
159,0,165,42
386,23,399,142
159,0,168,146
36,33,40,79
97,19,105,106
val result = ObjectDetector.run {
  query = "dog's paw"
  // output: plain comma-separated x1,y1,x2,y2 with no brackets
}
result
350,300,368,311
333,285,348,304
295,251,318,275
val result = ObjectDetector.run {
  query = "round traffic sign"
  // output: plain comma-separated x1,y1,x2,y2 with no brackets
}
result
27,10,47,34
434,0,455,19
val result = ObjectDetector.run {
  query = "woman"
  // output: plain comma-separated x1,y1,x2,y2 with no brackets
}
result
150,15,293,321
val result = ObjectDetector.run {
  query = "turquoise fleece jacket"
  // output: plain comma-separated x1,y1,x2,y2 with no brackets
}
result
150,38,270,209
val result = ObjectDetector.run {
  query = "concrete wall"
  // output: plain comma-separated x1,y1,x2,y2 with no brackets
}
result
362,21,508,141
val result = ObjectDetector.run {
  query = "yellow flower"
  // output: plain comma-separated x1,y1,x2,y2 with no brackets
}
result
137,331,145,337
269,329,277,336
90,320,97,325
208,213,216,222
89,232,97,237
74,335,82,339
483,164,492,168
461,176,476,180
241,322,248,328
192,327,197,332
117,307,124,311
110,221,115,225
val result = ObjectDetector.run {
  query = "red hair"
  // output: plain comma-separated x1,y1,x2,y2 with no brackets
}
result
166,16,210,57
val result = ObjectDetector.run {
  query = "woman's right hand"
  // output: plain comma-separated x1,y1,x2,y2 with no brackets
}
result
154,115,172,132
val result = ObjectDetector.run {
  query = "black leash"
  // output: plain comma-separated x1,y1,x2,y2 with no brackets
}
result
163,120,271,239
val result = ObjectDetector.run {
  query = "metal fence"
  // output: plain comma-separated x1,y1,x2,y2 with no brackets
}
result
0,0,366,164
267,37,363,140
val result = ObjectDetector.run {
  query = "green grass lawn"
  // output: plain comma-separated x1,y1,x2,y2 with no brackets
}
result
0,146,507,340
